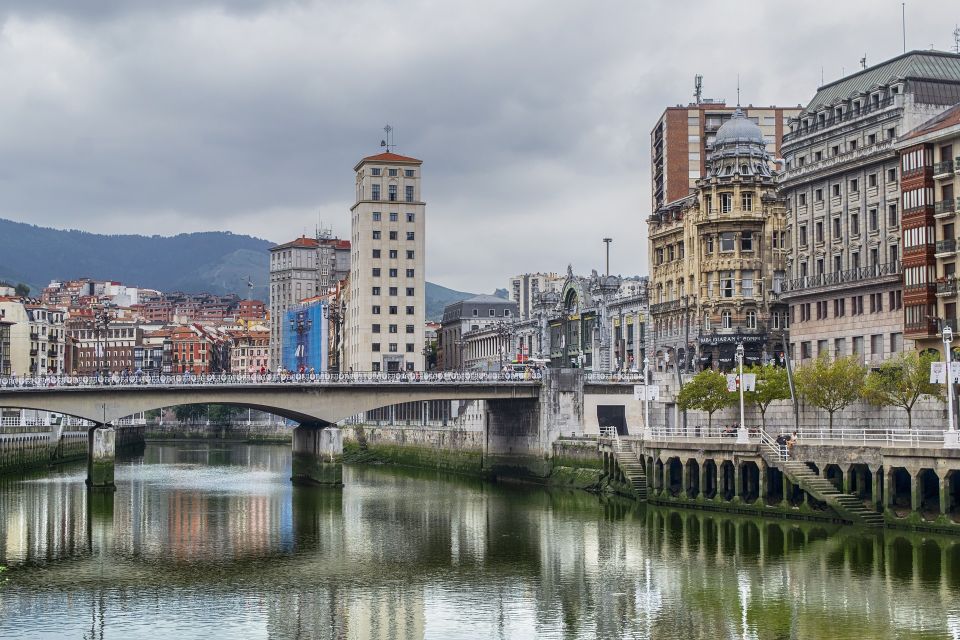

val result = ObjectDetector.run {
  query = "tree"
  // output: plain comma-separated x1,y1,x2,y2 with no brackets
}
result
14,283,29,297
794,355,866,433
863,351,943,429
677,369,735,429
208,405,242,424
743,364,791,428
173,404,206,423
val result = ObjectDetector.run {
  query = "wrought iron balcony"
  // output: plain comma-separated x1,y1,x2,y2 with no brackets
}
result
933,160,955,176
935,239,957,255
936,279,958,296
784,261,900,294
650,299,682,315
935,199,957,215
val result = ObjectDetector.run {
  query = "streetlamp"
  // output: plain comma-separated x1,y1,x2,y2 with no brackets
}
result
944,326,957,442
642,356,651,436
736,342,748,443
492,321,514,373
95,310,110,376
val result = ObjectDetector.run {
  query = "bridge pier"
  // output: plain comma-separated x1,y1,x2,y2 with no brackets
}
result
291,423,343,486
86,426,116,491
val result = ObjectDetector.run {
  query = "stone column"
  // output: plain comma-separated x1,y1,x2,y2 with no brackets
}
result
871,466,883,511
758,462,767,504
841,465,853,494
886,468,897,509
910,470,921,513
681,460,689,496
939,472,949,516
86,426,116,491
699,460,709,500
734,462,743,501
291,424,343,486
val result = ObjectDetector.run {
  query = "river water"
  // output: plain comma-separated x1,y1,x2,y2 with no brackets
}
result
0,442,958,640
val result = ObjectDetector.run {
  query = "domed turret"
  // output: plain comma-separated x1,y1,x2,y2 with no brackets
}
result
714,107,765,146
706,106,772,179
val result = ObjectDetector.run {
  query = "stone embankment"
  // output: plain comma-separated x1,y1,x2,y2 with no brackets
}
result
0,426,145,474
144,422,292,443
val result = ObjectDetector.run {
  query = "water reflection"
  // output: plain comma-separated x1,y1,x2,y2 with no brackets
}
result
0,442,958,639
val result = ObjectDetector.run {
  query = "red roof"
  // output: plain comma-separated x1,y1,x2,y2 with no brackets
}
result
354,151,422,170
271,236,320,251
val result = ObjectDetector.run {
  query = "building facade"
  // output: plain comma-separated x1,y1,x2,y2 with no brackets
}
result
649,108,789,372
895,102,960,352
344,152,426,373
651,100,800,211
282,298,328,373
228,327,270,374
438,295,518,371
780,51,960,365
508,272,563,320
0,294,66,376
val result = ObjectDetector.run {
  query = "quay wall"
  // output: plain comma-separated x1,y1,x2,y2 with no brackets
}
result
145,422,292,443
0,426,145,474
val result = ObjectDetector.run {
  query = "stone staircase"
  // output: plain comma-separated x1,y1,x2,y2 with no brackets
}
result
600,427,647,500
758,432,884,529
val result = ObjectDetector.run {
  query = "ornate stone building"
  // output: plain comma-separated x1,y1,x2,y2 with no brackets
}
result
649,107,789,372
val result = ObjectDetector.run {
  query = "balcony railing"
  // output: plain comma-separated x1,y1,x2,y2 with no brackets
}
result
936,279,958,296
650,300,682,315
785,261,900,293
934,199,957,215
936,239,957,254
933,160,955,176
782,96,897,143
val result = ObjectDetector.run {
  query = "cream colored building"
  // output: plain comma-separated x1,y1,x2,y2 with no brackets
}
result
0,292,66,376
344,152,426,373
508,272,564,320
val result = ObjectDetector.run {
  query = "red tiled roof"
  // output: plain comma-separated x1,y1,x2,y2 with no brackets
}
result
271,236,320,251
353,151,422,171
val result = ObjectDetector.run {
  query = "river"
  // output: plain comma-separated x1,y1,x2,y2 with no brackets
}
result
0,441,958,639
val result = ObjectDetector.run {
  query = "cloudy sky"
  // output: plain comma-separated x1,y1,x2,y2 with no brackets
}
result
0,1,956,292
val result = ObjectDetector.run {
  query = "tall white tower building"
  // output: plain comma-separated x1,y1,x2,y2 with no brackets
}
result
344,152,426,373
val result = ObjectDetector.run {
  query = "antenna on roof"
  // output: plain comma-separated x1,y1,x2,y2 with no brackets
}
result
694,75,703,105
953,25,960,53
860,55,867,69
380,124,395,152
902,2,906,53
736,74,740,107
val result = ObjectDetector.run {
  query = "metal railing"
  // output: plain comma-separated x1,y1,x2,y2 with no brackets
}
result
794,426,944,446
936,239,957,254
0,371,542,389
933,160,955,175
647,424,752,440
935,199,957,214
759,429,787,462
785,261,900,293
586,372,645,383
782,96,897,143
599,426,623,452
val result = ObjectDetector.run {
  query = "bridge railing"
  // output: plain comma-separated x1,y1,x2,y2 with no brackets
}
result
646,424,751,440
0,370,541,389
638,424,947,448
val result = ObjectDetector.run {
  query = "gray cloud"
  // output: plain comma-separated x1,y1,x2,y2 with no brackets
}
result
0,0,955,292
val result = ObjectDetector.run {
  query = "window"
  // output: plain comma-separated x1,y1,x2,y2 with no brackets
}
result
406,250,415,259
833,255,842,272
887,168,897,182
372,268,381,277
849,140,858,151
832,184,841,197
815,221,823,243
372,184,381,201
801,341,812,359
371,168,381,176
406,231,415,241
887,127,896,139
406,343,415,353
472,309,478,317
372,286,381,295
372,212,381,221
489,309,495,317
389,305,398,314
851,212,860,235
834,298,845,317
703,313,711,331
870,334,883,360
405,169,415,177
852,295,864,315
720,232,735,252
868,208,878,231
389,343,398,353
815,188,823,202
372,249,381,258
388,168,397,177
721,310,732,328
405,324,414,334
868,133,876,145
406,213,415,222
405,186,414,202
389,268,398,277
389,212,398,222
741,270,754,297
742,191,753,211
889,290,902,310
721,271,734,298
890,332,903,353
667,245,675,261
741,231,753,252
799,225,808,246
389,287,398,296
814,151,822,161
868,173,877,188
832,217,841,240
720,193,732,213
889,244,899,265
372,343,381,352
888,204,898,226
372,324,381,333
372,362,381,372
389,231,398,240
372,305,381,314
389,324,398,333
831,145,840,157
850,178,859,192
372,230,381,240
406,268,415,277
799,193,807,206
406,306,415,314
406,287,414,296
388,184,397,201
706,237,714,254
389,249,398,259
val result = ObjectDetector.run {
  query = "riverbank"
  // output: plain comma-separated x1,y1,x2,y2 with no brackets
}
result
0,426,145,475
342,424,607,491
144,423,291,443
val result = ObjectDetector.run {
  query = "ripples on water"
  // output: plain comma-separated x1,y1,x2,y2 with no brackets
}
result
0,442,958,640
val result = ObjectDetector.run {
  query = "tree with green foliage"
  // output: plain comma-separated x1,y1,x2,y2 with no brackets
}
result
14,283,29,297
743,364,791,428
677,369,735,429
794,355,866,433
862,351,943,429
208,405,242,424
173,404,206,423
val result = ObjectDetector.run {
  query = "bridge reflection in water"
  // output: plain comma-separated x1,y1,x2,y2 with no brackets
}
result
0,442,958,640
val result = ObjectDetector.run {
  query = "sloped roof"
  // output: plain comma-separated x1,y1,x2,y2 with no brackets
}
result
271,236,319,251
353,152,422,171
464,294,513,304
804,50,960,112
900,100,960,141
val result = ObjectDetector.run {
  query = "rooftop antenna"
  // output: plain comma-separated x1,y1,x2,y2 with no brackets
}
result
902,3,906,53
380,124,395,152
693,74,703,105
736,74,741,107
953,25,960,53
860,55,867,69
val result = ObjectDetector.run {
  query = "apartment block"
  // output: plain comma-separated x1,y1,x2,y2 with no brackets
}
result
508,273,564,320
344,152,426,373
780,50,960,365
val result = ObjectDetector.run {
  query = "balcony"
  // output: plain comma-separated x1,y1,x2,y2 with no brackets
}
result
936,279,958,297
650,300,682,315
935,239,957,257
784,261,900,295
29,332,38,341
934,198,957,218
934,160,955,178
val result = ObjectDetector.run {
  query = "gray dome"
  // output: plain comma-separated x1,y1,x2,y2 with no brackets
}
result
714,107,765,146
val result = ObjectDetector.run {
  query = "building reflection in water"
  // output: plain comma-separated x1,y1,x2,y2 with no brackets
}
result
0,443,959,639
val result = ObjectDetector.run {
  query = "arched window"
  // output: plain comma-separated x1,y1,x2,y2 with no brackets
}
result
746,310,757,329
721,310,733,329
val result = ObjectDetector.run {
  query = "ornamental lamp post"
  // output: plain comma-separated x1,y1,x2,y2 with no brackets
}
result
642,356,651,435
736,342,748,443
944,326,957,443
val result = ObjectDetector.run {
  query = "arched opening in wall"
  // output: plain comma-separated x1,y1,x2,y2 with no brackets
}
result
667,457,683,496
948,471,960,523
917,539,943,584
765,466,784,505
654,458,665,495
739,461,760,504
807,462,821,476
849,463,873,505
703,459,718,499
720,460,736,501
685,458,700,498
890,467,912,515
918,468,941,519
825,464,844,492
